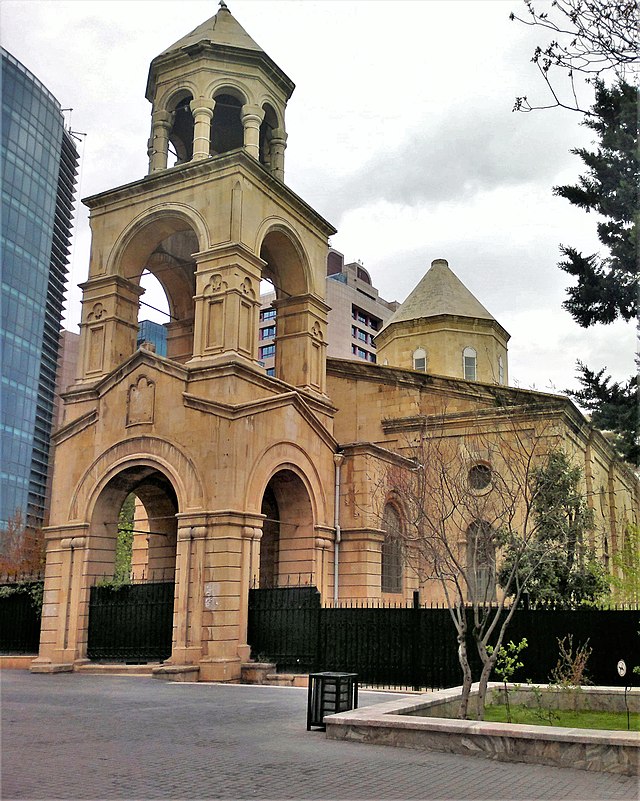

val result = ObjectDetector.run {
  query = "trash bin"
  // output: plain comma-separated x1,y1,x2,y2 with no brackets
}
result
306,671,358,730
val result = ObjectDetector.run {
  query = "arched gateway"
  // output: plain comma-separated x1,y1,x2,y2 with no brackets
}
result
34,5,338,681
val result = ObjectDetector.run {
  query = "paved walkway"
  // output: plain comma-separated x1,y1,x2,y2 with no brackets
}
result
1,671,636,800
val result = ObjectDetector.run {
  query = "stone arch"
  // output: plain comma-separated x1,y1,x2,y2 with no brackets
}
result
245,440,328,525
206,79,250,107
255,219,312,298
157,84,199,114
69,435,205,523
163,88,197,165
247,442,328,588
106,205,209,362
107,204,209,277
208,83,249,157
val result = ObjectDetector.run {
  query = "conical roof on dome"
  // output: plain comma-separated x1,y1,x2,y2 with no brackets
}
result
383,259,497,328
159,5,263,56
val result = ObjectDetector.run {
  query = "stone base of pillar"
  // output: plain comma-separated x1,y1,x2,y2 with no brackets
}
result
198,657,242,683
29,657,74,674
152,664,201,682
166,646,202,665
237,643,251,663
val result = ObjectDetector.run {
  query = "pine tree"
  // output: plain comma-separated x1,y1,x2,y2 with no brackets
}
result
554,80,637,326
553,80,638,464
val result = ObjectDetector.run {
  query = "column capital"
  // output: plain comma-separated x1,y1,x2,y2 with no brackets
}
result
241,104,265,125
152,109,173,127
190,98,215,119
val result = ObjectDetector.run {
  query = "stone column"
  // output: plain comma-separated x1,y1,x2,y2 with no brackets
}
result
77,275,143,382
314,528,334,600
171,524,206,665
270,127,287,181
273,294,329,393
238,526,262,662
190,98,215,161
198,512,262,682
148,109,173,173
31,527,89,671
190,243,265,366
241,104,264,161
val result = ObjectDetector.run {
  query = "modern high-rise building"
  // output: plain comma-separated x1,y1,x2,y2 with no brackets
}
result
258,249,398,374
1,49,78,531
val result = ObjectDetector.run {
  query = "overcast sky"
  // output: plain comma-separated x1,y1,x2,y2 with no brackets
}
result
2,0,634,393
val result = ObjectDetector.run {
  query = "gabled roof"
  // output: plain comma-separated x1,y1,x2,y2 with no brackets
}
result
383,258,496,327
159,5,263,56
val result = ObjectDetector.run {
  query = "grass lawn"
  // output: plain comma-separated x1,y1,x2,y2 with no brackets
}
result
483,704,639,731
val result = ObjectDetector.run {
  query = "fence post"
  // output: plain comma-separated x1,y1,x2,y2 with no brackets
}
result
411,590,421,691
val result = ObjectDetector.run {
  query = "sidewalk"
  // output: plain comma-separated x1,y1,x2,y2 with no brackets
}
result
2,671,635,800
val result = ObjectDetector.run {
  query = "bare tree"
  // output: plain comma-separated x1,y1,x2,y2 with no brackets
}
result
381,403,567,719
0,509,45,576
510,0,638,114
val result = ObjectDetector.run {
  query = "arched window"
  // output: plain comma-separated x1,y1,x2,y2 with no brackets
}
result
466,520,496,602
498,355,505,385
381,504,403,594
463,347,477,381
412,347,427,372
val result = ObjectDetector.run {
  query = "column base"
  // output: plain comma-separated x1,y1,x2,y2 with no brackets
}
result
198,657,242,683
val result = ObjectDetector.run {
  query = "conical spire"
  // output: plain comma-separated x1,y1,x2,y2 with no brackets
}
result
159,4,264,56
383,259,496,328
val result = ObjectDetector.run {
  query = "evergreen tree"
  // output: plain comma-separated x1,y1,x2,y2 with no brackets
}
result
499,450,609,606
554,80,638,464
554,80,637,326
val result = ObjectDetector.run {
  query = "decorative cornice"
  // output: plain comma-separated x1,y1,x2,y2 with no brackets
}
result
183,390,337,450
52,410,98,444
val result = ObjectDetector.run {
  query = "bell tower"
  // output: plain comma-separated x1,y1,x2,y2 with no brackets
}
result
76,2,334,392
38,5,339,681
146,1,291,181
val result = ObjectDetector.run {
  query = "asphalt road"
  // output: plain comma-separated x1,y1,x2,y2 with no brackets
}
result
1,671,636,800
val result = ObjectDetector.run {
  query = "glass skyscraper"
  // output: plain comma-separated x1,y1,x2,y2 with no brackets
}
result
1,49,78,530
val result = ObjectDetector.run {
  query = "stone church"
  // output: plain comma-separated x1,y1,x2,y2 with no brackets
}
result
34,6,638,681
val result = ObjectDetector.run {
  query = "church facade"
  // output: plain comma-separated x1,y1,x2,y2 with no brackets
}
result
33,7,638,681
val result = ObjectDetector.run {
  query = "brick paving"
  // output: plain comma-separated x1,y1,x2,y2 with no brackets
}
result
1,671,636,800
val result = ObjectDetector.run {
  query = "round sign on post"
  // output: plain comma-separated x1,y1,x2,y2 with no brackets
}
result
617,659,627,678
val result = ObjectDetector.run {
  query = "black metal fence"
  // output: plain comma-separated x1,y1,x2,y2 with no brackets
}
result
247,588,640,689
87,581,174,662
0,581,43,654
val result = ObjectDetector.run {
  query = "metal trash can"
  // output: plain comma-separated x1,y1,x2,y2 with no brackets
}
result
306,671,358,730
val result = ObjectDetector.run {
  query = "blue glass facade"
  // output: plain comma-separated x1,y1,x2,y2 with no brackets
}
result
137,320,168,357
1,49,78,530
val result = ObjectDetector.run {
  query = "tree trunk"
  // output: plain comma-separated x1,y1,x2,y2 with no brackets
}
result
475,658,495,720
457,639,474,719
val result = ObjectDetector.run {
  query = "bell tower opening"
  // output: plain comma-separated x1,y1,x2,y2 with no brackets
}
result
211,93,243,155
168,93,194,166
259,103,277,170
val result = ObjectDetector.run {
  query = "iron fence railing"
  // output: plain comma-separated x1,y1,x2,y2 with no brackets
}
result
87,581,174,662
247,588,640,690
0,581,43,654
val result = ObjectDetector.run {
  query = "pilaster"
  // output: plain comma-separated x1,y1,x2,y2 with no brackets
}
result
190,244,264,365
77,275,143,381
273,294,329,393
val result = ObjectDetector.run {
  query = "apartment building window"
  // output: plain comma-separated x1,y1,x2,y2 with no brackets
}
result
266,367,275,377
260,326,276,340
260,308,276,321
260,344,276,359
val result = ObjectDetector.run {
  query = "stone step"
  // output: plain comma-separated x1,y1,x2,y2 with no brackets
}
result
75,663,158,675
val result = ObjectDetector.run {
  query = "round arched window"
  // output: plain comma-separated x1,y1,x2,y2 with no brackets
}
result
468,463,491,490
